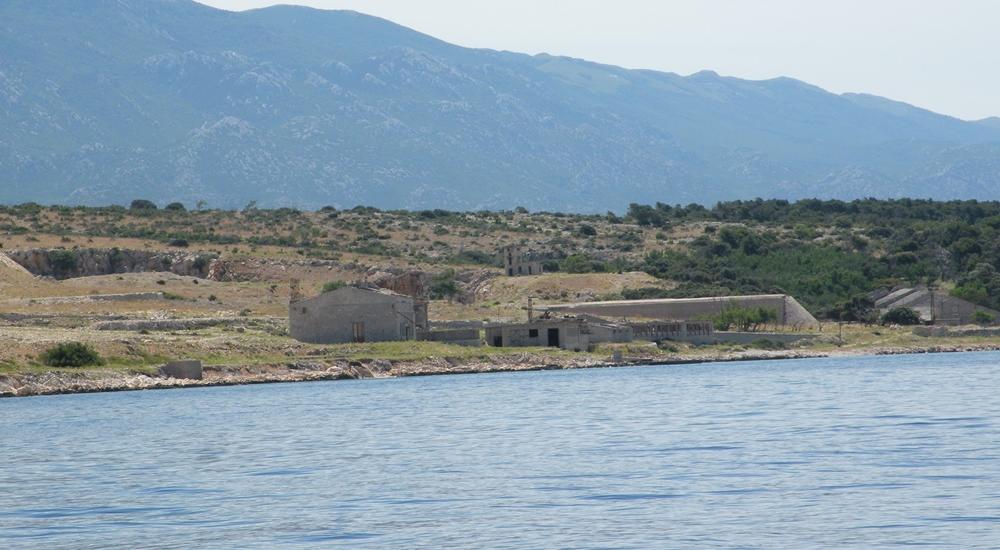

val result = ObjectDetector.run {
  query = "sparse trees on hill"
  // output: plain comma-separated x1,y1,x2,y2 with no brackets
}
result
129,199,157,210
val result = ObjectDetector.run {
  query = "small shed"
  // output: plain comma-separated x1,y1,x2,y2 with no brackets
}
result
289,285,427,344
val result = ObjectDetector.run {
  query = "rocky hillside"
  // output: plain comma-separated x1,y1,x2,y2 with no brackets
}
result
5,248,216,280
2,0,1000,211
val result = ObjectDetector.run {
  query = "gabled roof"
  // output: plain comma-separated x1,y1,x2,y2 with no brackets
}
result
874,287,921,308
296,284,413,306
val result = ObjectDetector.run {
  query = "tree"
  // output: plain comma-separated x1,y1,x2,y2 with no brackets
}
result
627,203,665,227
561,254,594,274
831,295,876,324
47,249,77,276
712,306,777,332
164,202,186,212
130,199,157,210
880,307,921,326
430,270,459,300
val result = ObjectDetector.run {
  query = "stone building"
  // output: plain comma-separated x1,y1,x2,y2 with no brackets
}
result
485,314,632,351
289,285,428,344
543,294,818,328
874,287,999,326
501,245,545,277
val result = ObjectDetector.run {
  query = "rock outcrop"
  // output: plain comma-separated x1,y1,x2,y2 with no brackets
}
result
6,248,217,279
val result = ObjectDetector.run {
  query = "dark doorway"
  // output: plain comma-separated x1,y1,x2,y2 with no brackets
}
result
352,322,366,343
547,328,560,347
493,336,503,347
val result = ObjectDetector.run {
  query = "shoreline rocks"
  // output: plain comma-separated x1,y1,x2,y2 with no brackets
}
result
3,343,1000,399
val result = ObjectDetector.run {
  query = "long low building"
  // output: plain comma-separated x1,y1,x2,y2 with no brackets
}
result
875,287,999,326
542,294,818,328
486,315,632,351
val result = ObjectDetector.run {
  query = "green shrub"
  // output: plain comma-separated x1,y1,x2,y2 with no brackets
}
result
322,281,347,293
712,306,777,332
47,249,77,275
40,342,103,368
880,307,921,326
974,310,996,325
129,199,157,211
430,270,459,300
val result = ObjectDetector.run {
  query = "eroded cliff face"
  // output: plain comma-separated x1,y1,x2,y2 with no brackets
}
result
5,248,218,279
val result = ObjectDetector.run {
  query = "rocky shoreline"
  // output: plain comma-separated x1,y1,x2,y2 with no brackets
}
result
3,343,999,399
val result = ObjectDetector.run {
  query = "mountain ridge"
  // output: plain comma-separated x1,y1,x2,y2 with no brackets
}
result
1,0,998,211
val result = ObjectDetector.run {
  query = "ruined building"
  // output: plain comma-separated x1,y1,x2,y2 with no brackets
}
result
874,287,999,326
501,245,545,277
486,314,632,352
289,285,428,344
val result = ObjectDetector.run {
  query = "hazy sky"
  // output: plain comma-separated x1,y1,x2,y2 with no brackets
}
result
199,0,998,121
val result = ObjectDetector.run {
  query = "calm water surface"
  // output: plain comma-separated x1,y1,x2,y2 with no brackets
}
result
2,352,1000,549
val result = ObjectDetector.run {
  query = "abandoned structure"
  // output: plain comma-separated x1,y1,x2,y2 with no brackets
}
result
874,287,999,326
543,294,818,328
501,245,545,277
289,285,428,344
629,320,716,344
369,270,427,298
486,314,632,351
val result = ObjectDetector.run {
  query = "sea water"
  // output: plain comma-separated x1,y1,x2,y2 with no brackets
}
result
2,352,999,549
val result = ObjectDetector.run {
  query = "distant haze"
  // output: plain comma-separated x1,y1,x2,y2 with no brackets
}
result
199,0,999,121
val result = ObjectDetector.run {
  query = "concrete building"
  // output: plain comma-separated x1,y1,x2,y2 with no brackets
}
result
629,320,716,344
875,287,999,326
289,285,427,344
486,314,631,351
543,294,818,328
501,245,545,277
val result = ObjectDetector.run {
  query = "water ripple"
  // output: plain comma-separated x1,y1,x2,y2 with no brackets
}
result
2,351,1000,548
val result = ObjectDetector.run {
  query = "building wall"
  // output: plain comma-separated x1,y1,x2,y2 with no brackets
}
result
588,323,634,343
545,295,818,327
876,288,1000,326
486,320,592,351
934,294,999,325
630,320,715,344
712,332,817,345
501,245,544,277
289,287,416,344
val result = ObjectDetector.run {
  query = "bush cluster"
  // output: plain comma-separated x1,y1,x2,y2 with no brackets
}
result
40,342,103,368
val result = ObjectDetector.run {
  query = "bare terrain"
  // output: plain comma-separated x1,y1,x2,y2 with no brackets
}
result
3,204,1000,397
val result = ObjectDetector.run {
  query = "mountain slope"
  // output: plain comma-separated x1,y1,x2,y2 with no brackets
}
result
1,0,999,211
